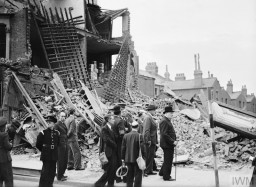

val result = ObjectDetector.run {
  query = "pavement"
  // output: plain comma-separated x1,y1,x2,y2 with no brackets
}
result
12,154,254,187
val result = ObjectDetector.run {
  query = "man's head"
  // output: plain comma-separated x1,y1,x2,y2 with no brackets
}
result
163,106,174,118
104,114,115,126
109,105,121,115
146,104,157,116
59,112,66,122
131,121,138,130
46,115,57,129
0,117,7,132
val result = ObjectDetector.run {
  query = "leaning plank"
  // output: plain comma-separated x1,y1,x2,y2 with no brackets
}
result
12,72,48,129
79,80,102,116
52,73,101,135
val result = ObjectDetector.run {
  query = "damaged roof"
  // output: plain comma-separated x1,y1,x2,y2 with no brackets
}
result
99,8,128,20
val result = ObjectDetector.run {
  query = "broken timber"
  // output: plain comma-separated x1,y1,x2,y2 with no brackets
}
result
52,73,101,135
12,72,48,129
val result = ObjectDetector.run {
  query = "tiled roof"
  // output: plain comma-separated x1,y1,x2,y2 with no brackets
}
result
167,77,217,90
139,70,169,85
246,95,255,102
229,91,241,100
139,69,217,90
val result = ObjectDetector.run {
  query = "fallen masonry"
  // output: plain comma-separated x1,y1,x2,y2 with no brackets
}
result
1,60,256,172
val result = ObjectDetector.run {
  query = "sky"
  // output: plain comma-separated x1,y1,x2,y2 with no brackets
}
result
98,0,256,95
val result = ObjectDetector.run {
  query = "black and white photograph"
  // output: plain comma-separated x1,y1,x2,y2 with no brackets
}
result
0,0,256,187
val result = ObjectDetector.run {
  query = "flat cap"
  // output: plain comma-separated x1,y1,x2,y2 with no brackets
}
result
0,117,7,127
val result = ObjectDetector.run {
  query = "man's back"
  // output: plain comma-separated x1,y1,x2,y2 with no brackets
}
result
122,131,141,163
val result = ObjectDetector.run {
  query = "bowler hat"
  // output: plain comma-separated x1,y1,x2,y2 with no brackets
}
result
46,115,57,123
163,106,174,114
0,117,7,127
146,104,157,111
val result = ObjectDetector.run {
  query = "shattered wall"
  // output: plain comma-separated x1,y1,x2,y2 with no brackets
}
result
10,9,27,60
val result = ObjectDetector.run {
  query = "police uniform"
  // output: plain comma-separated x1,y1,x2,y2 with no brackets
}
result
0,117,13,187
36,116,60,187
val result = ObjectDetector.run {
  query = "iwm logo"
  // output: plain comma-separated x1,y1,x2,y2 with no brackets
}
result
231,175,253,186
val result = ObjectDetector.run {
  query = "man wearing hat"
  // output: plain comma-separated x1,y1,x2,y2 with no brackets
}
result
158,106,177,181
110,105,128,182
142,104,158,176
121,121,145,187
0,117,13,187
36,115,60,187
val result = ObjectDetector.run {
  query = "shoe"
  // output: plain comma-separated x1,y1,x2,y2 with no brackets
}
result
63,175,68,179
147,172,157,175
159,173,163,176
67,167,74,170
164,176,175,181
164,178,175,181
57,177,67,181
153,168,160,172
75,167,85,170
143,173,148,177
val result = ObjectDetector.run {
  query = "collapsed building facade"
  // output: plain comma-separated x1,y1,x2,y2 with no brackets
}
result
0,0,139,116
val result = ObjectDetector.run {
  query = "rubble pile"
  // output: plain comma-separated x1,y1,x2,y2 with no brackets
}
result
1,62,255,171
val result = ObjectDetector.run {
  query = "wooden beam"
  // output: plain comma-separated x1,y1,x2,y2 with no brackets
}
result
52,73,101,135
12,72,48,129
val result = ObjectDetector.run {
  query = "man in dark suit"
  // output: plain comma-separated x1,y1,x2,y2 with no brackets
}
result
36,115,60,187
142,104,158,176
0,117,13,187
159,106,177,181
121,121,145,187
54,111,68,181
65,108,84,170
95,114,117,187
110,105,127,182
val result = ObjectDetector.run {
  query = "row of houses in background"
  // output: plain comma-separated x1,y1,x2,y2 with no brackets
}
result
138,54,256,114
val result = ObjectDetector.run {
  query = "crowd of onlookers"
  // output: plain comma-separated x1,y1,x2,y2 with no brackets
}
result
1,102,256,187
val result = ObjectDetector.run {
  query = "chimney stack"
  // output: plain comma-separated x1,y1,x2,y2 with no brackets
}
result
226,79,233,94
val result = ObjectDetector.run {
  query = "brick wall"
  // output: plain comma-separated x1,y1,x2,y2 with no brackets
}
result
10,9,27,61
138,75,155,98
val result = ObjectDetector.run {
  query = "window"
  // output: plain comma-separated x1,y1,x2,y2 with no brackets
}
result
155,88,158,96
0,24,6,58
225,98,227,104
239,101,241,108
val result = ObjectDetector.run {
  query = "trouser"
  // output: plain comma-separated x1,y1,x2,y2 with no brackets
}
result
159,147,174,180
126,162,142,187
95,152,117,187
250,166,256,187
145,144,156,174
57,141,68,179
67,140,82,169
39,161,57,187
0,161,13,187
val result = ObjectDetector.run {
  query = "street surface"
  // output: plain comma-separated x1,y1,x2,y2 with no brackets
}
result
14,166,254,187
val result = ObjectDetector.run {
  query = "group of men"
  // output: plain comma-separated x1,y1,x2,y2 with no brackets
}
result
36,108,85,187
95,103,178,187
